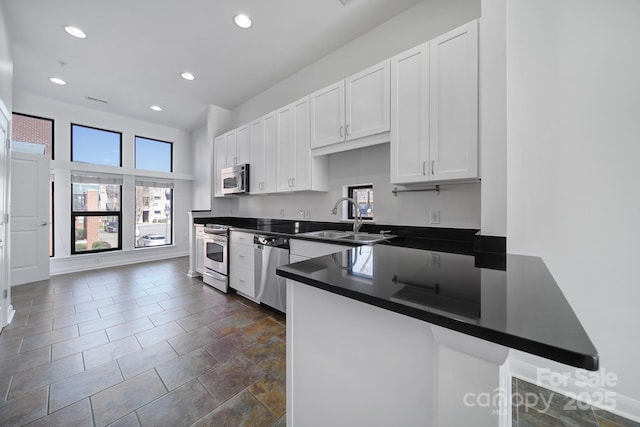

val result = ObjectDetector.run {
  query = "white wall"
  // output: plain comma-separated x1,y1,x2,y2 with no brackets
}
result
507,0,640,412
190,124,209,210
230,0,481,128
233,144,481,228
13,93,195,274
479,0,506,236
0,4,12,109
226,0,482,229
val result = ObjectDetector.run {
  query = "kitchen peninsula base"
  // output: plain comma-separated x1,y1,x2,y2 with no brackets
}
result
286,281,510,427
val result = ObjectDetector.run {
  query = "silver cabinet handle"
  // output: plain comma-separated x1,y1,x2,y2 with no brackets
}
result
431,160,435,175
346,124,350,136
292,178,295,187
422,161,426,176
339,126,344,137
37,222,48,226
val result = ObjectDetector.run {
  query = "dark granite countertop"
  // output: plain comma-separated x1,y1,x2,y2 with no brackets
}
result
193,216,479,255
276,244,598,371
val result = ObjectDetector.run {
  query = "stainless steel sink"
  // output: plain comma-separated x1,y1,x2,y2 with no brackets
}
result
299,230,395,245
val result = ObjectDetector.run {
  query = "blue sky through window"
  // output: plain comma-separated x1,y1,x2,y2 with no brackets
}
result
72,125,121,167
135,137,172,172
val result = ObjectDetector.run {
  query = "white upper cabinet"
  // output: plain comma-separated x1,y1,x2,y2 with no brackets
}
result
225,125,251,167
429,20,478,181
213,135,226,197
250,112,277,194
310,60,390,154
390,20,478,184
390,42,430,184
277,96,328,192
346,60,391,140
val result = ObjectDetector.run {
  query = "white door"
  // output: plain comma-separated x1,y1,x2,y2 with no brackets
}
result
429,20,478,180
250,118,265,194
346,59,391,141
236,124,251,165
0,103,11,329
10,151,50,285
224,129,237,166
262,112,277,194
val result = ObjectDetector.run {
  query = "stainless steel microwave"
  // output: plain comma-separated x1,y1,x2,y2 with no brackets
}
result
221,164,249,195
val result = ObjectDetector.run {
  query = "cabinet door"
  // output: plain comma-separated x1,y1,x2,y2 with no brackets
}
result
213,135,226,197
429,20,478,181
310,81,345,149
390,43,430,184
224,130,237,166
250,118,265,194
346,59,390,141
263,112,277,193
236,124,251,165
292,96,311,190
276,103,294,192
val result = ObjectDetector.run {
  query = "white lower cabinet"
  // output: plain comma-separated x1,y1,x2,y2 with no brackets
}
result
229,231,256,301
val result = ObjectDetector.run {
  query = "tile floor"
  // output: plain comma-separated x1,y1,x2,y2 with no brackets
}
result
512,378,640,427
0,257,286,426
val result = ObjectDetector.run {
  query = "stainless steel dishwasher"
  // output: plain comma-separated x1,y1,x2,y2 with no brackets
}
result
254,234,290,313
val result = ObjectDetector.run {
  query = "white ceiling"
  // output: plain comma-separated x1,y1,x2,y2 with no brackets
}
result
3,0,423,131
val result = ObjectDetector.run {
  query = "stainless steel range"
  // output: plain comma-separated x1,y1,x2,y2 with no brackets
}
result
202,224,229,293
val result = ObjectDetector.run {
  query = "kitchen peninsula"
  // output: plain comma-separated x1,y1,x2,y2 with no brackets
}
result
277,243,597,427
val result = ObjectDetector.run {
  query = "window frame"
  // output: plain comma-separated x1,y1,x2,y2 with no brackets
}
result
134,135,174,173
70,123,123,167
347,184,374,221
70,180,123,255
11,112,55,158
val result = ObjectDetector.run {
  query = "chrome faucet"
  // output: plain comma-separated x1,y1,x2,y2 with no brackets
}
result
331,197,362,233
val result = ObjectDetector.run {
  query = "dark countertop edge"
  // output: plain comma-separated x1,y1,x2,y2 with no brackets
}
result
277,267,599,371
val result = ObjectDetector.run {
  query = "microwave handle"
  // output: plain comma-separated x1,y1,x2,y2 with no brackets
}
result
240,169,246,191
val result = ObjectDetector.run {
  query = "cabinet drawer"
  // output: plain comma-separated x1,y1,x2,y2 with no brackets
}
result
229,266,255,298
229,242,254,269
230,231,254,245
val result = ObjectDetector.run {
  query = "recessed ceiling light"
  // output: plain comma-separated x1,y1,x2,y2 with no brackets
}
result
150,105,163,111
49,77,66,85
181,72,195,81
64,26,87,39
234,14,252,29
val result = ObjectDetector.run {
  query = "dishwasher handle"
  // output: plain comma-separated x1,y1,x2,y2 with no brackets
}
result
253,235,289,249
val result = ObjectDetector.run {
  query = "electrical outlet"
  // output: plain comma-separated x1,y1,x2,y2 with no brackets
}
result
429,210,440,224
297,209,305,219
280,208,285,218
305,209,311,219
429,253,440,268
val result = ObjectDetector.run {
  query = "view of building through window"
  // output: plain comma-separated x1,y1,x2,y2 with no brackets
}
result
11,113,53,156
71,178,122,253
135,181,172,248
349,185,374,220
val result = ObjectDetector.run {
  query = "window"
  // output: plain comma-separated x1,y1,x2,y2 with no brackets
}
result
11,113,54,157
71,173,122,254
348,185,374,220
71,124,122,167
135,136,173,172
135,179,173,248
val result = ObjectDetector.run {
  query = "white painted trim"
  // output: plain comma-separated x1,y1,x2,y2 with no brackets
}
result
48,250,189,276
509,355,640,423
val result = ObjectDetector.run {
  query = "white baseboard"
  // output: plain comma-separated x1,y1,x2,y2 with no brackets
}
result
50,249,189,276
509,353,640,423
